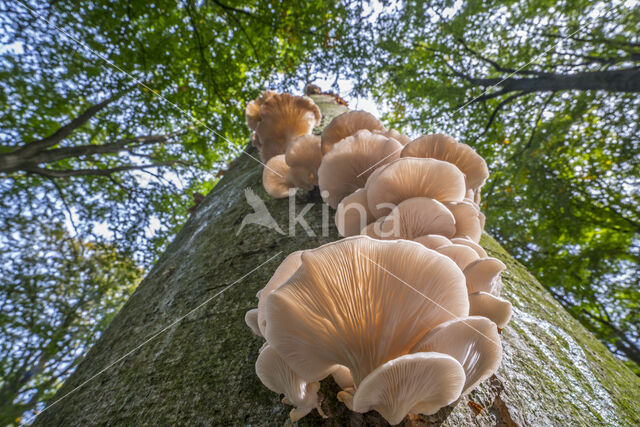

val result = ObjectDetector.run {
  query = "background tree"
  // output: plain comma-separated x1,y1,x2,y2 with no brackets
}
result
360,0,640,371
0,219,142,425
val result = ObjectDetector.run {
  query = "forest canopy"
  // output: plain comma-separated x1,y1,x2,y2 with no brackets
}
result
1,0,638,421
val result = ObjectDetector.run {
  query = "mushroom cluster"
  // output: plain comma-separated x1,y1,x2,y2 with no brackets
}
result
244,92,512,424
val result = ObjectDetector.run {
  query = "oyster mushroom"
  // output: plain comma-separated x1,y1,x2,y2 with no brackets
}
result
468,292,513,329
244,308,261,337
464,258,506,295
444,200,484,243
378,197,456,240
254,93,321,161
411,316,502,395
335,188,374,237
245,90,276,131
285,134,322,190
450,237,488,258
318,130,403,208
321,110,384,154
262,154,295,198
255,345,325,422
435,244,480,270
348,352,465,424
413,234,452,250
264,236,469,385
366,157,467,218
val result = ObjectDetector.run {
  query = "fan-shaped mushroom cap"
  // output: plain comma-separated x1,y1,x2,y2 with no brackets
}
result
444,200,484,242
331,365,355,390
464,258,506,295
435,244,480,270
366,157,467,218
255,93,321,161
351,353,465,424
263,155,295,198
244,308,262,337
469,292,513,329
321,110,385,154
335,188,374,237
285,134,322,189
255,345,323,422
451,237,488,258
318,130,403,208
245,90,276,131
373,128,411,145
360,217,385,239
414,234,452,250
411,316,502,395
256,251,303,336
378,197,456,240
401,134,489,192
265,236,469,384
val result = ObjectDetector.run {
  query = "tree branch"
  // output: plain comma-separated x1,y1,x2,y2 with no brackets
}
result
25,161,186,178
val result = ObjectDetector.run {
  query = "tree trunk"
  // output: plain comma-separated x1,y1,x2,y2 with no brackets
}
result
35,95,640,426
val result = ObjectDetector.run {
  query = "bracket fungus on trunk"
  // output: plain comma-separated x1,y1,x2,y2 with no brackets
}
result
244,91,512,424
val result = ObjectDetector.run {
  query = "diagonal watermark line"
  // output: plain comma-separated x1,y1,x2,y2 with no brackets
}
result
356,3,617,180
31,251,282,420
359,252,500,346
15,0,284,178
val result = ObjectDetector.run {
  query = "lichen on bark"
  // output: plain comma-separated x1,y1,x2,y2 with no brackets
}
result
35,97,640,427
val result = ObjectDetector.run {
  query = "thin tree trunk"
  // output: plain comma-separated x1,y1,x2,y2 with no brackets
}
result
34,95,640,426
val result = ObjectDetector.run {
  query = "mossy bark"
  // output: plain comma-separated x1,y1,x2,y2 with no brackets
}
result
36,97,640,426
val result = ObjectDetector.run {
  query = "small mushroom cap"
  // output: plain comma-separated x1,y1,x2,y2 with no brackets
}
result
366,157,467,218
445,200,484,243
244,308,262,337
401,134,489,191
265,236,469,384
255,345,322,422
257,251,303,336
335,188,374,237
373,128,411,145
469,292,513,329
285,134,322,189
263,154,295,198
318,130,403,208
451,237,488,258
321,110,385,154
331,365,355,390
379,197,456,240
464,258,506,295
245,90,276,130
435,244,480,270
411,316,502,395
255,93,321,161
413,234,452,250
352,352,465,424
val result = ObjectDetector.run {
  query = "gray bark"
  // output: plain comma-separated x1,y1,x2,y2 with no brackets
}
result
35,95,640,426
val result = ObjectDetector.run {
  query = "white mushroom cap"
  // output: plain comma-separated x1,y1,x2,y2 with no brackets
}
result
451,237,488,258
257,251,303,336
244,308,262,337
351,353,465,424
469,292,513,329
401,134,489,193
335,188,374,237
245,90,276,131
464,258,506,295
262,154,295,198
255,345,323,422
435,244,480,270
265,236,469,384
318,130,403,208
378,197,456,240
413,234,452,250
285,134,322,189
411,316,502,395
321,110,385,154
366,157,467,218
254,93,322,162
373,128,411,145
444,200,484,243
